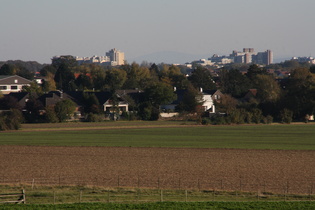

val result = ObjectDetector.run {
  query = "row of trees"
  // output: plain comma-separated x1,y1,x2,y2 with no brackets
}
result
1,56,315,129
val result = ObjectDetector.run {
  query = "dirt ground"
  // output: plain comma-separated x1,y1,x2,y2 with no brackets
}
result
1,146,314,194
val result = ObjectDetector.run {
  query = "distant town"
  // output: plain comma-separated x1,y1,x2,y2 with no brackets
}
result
1,47,315,130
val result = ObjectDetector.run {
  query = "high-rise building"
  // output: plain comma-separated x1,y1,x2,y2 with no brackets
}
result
106,48,125,66
231,48,273,65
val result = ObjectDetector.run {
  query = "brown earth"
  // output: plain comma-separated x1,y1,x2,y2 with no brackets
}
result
1,146,314,194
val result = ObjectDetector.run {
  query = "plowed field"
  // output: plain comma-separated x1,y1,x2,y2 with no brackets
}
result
1,146,314,194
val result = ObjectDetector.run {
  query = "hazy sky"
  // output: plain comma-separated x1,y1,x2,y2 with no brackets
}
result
0,0,314,64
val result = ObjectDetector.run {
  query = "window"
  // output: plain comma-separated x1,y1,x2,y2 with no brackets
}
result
0,86,7,90
11,86,18,90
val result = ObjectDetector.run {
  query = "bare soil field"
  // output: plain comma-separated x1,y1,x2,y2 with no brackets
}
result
1,146,314,194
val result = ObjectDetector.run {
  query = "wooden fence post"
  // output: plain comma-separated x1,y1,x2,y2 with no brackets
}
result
185,190,188,202
31,179,35,190
53,191,56,205
107,190,110,203
22,189,26,204
160,190,163,202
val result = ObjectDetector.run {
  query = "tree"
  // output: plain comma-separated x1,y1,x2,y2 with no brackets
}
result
189,66,216,91
122,63,151,89
22,81,43,96
219,69,251,97
144,82,176,108
24,97,44,123
54,99,76,122
254,74,281,103
83,93,101,114
40,65,57,77
54,63,76,91
246,64,268,80
177,85,202,113
284,67,315,119
0,64,17,75
105,68,127,92
44,105,59,123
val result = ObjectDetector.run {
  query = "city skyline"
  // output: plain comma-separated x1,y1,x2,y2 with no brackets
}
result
0,0,314,64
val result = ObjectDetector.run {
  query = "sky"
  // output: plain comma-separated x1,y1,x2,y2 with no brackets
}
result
0,0,314,64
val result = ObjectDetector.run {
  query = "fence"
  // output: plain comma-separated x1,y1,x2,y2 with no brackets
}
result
1,188,315,205
1,175,315,196
0,189,25,204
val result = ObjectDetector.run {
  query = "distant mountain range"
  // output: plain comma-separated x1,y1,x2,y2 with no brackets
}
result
129,51,291,65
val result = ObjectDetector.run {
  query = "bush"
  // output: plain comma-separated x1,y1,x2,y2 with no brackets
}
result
280,109,293,124
201,118,211,125
45,106,59,123
0,109,23,130
86,113,103,122
251,108,263,124
245,112,253,124
263,115,273,124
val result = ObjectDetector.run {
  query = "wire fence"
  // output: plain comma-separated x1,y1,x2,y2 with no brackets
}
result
1,175,315,196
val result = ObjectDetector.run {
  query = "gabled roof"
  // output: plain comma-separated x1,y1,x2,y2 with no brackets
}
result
7,92,30,102
0,75,31,84
203,89,222,95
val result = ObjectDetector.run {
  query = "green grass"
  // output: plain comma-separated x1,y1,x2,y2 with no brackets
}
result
1,123,315,150
1,185,315,208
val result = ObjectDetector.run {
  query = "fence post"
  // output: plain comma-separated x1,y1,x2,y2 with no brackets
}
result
309,183,313,201
31,179,35,190
185,190,188,202
79,190,82,203
137,189,140,202
22,189,26,204
53,191,56,205
160,190,163,202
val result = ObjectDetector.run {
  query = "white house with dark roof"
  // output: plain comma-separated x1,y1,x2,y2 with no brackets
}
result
0,75,31,94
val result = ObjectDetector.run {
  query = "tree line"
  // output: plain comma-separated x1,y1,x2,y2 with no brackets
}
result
1,56,315,130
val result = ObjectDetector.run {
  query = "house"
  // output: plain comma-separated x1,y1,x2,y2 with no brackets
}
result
0,75,32,95
204,89,223,103
160,88,216,114
65,91,130,114
5,92,33,111
38,91,83,117
242,89,257,101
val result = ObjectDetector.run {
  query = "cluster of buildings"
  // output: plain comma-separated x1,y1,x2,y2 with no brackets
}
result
291,56,315,64
75,48,125,66
191,48,273,67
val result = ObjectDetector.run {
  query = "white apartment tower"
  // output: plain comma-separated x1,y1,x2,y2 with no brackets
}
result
106,48,125,66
